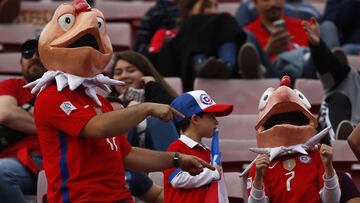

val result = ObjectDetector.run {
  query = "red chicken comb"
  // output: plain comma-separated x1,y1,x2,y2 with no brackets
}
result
72,0,91,13
280,75,291,87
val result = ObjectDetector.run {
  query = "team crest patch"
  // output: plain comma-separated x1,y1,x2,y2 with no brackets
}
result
200,94,214,105
60,101,77,115
246,177,252,189
283,159,296,171
299,155,311,164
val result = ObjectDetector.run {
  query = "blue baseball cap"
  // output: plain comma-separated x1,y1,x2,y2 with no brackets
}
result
171,90,233,124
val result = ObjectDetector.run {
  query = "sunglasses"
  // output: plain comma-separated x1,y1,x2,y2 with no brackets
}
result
21,49,38,59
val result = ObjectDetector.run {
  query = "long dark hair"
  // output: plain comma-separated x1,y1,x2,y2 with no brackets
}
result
110,51,178,98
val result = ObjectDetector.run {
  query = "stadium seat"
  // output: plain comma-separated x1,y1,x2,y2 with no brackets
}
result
193,78,280,114
224,172,246,203
0,75,22,81
217,114,258,140
149,171,164,187
294,78,323,114
218,3,238,16
20,1,64,11
0,52,22,75
164,77,183,94
348,55,360,71
107,23,132,51
37,170,48,203
0,24,36,52
95,1,154,22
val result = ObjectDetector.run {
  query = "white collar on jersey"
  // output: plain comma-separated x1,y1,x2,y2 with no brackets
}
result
24,70,124,106
179,134,207,149
240,126,331,177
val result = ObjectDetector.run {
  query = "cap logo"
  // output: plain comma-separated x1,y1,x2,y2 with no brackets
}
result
200,94,213,105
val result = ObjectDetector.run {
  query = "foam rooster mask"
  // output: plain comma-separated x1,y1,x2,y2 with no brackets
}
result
241,76,330,176
25,0,123,106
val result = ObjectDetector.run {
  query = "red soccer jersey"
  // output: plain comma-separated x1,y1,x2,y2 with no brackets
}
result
247,151,325,203
245,16,309,61
0,78,39,157
34,83,133,203
163,139,211,203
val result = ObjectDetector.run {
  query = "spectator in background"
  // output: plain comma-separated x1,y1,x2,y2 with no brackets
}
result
134,0,179,55
243,0,339,82
235,0,321,27
323,0,360,55
108,51,180,203
0,37,46,202
303,17,360,141
108,51,179,151
158,0,246,91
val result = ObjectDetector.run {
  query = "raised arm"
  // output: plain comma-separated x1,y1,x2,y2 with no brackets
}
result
248,154,270,203
319,144,341,203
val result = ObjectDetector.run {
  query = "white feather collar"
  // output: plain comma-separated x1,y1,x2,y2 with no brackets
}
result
24,71,124,106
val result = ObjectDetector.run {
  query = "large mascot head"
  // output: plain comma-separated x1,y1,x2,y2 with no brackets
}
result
39,0,113,77
255,76,318,148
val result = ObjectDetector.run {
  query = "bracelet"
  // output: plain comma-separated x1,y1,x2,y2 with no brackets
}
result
173,152,181,168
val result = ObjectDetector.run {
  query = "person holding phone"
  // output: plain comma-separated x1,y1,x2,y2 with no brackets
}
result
243,0,340,81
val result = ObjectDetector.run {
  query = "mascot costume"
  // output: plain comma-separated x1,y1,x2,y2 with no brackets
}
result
24,0,136,202
242,76,341,203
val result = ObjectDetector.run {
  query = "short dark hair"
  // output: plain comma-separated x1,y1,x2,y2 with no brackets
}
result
176,112,204,132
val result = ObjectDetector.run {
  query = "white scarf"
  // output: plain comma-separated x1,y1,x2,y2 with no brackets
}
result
240,126,331,177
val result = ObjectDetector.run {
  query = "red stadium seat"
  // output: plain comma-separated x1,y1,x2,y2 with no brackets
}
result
149,171,164,186
294,79,323,114
37,170,48,203
0,53,22,75
193,78,280,114
0,24,36,52
348,55,360,71
217,114,258,140
107,23,132,51
95,1,154,22
164,77,183,94
218,3,238,16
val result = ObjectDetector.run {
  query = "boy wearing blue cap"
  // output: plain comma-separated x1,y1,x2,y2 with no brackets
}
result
163,90,233,203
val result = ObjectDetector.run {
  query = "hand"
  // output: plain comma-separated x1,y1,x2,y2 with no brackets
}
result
302,17,320,46
146,103,184,122
178,154,215,176
215,165,223,179
253,154,269,190
319,144,334,168
264,28,291,56
255,154,269,179
142,76,155,85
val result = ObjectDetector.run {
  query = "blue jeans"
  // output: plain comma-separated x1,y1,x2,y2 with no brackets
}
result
342,44,360,55
0,154,42,203
192,41,237,75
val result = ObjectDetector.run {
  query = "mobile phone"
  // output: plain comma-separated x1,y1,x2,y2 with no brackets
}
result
273,19,285,29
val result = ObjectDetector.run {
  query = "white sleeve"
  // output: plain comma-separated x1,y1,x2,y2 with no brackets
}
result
319,173,341,203
170,168,220,189
248,185,270,203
